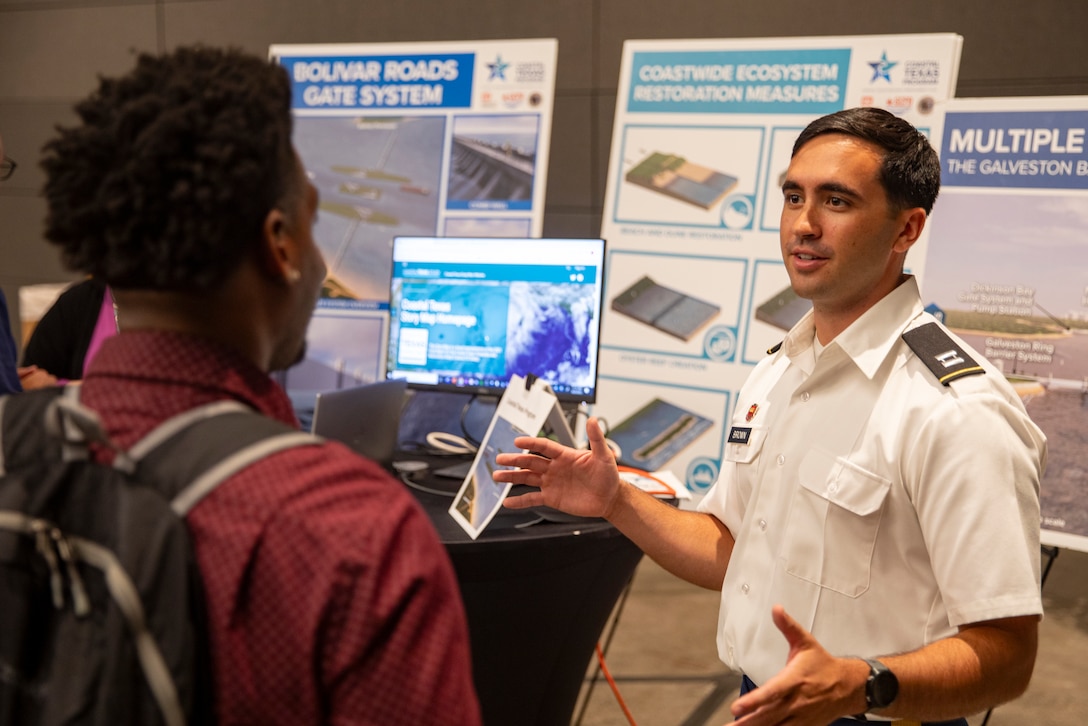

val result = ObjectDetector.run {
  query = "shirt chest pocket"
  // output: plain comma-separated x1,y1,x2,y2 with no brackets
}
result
723,424,768,465
783,451,891,598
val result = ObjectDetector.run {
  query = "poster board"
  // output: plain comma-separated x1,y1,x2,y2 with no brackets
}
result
597,34,963,498
270,39,558,395
922,96,1088,553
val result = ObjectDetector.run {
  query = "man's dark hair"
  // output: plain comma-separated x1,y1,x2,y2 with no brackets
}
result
41,45,298,291
792,106,940,215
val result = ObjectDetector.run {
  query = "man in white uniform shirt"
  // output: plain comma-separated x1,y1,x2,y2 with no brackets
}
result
494,107,1045,726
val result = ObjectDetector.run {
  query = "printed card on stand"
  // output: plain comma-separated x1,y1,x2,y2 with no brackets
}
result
449,374,566,539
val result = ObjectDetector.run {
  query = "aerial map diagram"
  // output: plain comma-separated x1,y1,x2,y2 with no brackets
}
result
294,115,446,303
624,151,738,210
922,190,1088,541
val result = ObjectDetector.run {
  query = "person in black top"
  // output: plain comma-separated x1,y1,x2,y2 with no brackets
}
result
21,276,108,385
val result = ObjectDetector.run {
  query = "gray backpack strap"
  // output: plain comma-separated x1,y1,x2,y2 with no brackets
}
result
0,386,96,475
2,387,321,513
128,401,323,515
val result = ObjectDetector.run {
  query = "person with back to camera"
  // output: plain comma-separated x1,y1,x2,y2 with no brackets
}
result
495,107,1046,726
39,45,481,725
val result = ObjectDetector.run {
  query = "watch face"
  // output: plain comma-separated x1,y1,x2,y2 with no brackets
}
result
867,660,899,709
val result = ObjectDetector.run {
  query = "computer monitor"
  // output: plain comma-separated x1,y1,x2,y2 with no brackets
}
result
386,235,606,405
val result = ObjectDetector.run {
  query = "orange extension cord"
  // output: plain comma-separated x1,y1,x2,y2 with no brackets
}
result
595,642,638,726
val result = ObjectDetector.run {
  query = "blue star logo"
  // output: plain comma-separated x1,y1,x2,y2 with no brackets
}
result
487,55,509,81
868,51,898,83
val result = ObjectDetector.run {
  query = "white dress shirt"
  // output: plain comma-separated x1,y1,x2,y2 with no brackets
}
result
698,276,1046,687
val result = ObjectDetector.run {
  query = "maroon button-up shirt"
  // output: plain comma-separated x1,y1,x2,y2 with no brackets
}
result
81,331,481,726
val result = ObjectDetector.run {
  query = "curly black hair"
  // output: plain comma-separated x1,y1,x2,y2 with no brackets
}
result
41,45,298,291
792,107,941,215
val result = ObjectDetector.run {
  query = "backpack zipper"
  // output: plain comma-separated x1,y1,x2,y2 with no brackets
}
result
27,518,90,617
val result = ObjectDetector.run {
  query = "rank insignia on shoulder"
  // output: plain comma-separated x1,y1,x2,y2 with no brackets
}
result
902,322,985,386
767,341,783,355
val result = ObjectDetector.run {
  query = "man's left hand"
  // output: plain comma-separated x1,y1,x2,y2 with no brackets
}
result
729,605,866,725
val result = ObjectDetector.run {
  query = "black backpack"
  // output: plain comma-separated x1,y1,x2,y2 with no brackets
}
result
0,386,320,725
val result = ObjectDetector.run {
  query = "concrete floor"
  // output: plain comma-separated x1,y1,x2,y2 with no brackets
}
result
573,546,1088,726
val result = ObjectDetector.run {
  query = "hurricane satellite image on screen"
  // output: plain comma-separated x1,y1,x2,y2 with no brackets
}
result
506,281,597,391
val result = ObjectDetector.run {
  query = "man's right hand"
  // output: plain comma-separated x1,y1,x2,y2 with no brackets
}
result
493,417,622,519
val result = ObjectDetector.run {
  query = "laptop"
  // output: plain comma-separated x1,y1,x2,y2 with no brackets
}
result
310,379,408,467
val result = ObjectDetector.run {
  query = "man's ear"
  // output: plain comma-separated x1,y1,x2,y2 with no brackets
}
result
259,207,300,283
892,207,927,254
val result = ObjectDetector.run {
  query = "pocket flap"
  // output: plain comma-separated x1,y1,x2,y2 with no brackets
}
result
799,452,890,516
723,425,767,465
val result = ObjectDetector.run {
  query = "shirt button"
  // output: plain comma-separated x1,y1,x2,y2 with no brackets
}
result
777,454,786,466
827,483,839,494
741,583,750,594
759,518,768,531
800,391,810,402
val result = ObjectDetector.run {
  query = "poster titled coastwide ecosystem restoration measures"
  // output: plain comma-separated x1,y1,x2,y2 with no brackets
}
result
269,40,557,394
922,96,1088,553
596,34,962,498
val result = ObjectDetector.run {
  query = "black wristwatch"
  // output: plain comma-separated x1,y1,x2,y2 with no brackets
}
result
859,657,899,715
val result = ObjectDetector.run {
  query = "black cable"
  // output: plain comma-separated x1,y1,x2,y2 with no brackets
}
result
398,471,457,498
459,394,497,449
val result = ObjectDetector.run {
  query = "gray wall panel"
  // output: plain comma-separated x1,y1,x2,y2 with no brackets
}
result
0,5,158,99
595,93,616,220
164,0,595,89
541,210,600,241
545,93,594,210
0,101,79,197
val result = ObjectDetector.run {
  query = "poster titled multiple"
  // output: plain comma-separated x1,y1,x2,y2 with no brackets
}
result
270,39,557,394
597,34,962,497
922,96,1088,552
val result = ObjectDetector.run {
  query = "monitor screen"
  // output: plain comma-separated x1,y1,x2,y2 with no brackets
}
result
386,236,606,404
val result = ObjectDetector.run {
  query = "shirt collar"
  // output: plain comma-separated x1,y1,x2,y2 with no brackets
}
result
86,329,298,425
777,276,924,380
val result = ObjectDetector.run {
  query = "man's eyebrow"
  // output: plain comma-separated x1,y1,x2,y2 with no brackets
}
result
817,181,861,198
780,178,861,199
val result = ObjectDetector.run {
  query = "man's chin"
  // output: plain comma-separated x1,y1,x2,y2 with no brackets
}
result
271,341,307,373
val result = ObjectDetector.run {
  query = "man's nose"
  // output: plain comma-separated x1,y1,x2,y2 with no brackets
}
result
787,203,818,238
